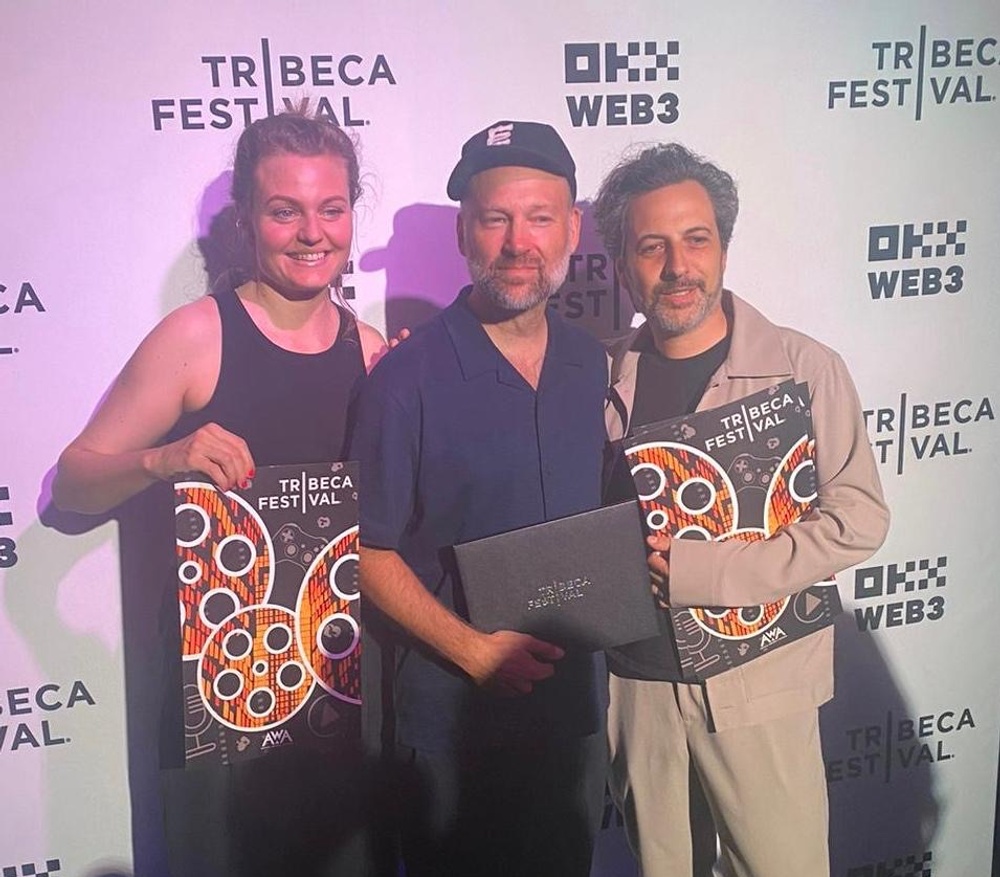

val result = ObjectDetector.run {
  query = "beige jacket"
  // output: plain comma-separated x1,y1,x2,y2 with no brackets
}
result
606,291,890,731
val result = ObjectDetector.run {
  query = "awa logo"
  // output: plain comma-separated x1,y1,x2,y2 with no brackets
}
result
759,626,788,650
261,728,294,750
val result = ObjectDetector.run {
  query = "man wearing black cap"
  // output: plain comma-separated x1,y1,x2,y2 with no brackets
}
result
350,121,608,876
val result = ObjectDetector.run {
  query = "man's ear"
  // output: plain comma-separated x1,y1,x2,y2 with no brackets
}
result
615,256,643,313
456,211,467,258
568,206,582,252
614,256,629,293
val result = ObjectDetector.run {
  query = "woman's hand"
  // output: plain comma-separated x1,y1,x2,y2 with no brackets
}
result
148,422,255,491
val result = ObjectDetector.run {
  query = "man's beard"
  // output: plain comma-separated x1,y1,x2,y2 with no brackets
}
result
467,250,572,313
645,275,723,336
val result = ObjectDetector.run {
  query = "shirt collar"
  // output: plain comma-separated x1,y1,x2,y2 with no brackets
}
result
442,285,587,382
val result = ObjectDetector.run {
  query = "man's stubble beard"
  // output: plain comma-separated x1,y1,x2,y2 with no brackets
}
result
467,248,573,314
644,276,723,337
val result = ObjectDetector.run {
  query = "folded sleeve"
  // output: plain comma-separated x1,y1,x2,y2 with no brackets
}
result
668,352,890,608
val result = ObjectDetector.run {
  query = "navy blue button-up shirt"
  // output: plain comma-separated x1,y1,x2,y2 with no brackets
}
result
350,288,608,751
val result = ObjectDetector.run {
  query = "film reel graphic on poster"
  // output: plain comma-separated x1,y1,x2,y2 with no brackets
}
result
625,381,842,681
173,461,360,765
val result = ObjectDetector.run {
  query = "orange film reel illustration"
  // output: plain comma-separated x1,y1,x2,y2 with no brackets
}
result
175,482,274,659
199,604,314,731
626,442,738,541
296,525,361,704
765,435,817,536
689,529,790,640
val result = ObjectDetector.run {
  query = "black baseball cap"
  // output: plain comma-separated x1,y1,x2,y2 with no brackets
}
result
446,120,577,202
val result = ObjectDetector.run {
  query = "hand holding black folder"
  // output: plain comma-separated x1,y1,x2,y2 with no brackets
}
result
468,630,566,696
454,501,660,652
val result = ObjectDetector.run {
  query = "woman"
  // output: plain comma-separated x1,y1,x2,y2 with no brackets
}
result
54,111,390,877
54,112,386,512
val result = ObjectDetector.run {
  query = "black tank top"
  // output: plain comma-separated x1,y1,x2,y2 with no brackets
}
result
142,286,366,771
172,286,365,464
113,286,370,877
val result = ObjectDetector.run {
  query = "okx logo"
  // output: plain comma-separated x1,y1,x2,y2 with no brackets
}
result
2,861,61,877
339,260,356,301
853,555,946,633
867,220,967,300
847,850,932,877
564,40,680,127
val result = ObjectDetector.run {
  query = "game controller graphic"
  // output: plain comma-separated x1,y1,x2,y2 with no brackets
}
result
728,453,779,490
275,521,329,567
174,482,360,735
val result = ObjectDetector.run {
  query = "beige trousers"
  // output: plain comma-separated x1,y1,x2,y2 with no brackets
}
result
608,676,830,877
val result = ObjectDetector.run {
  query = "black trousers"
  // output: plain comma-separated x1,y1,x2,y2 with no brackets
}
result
393,732,607,877
161,746,393,877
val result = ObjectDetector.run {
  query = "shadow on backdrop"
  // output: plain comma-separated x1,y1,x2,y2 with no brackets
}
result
83,866,132,877
89,171,237,875
5,475,128,873
822,610,941,873
360,202,467,338
196,171,253,294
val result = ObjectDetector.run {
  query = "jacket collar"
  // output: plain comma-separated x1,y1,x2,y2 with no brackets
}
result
610,290,792,385
717,291,795,380
607,291,794,437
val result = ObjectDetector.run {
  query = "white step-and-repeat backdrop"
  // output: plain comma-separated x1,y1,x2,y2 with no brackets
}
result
2,2,998,875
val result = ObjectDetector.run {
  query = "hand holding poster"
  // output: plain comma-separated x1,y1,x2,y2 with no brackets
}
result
624,381,841,681
173,462,360,765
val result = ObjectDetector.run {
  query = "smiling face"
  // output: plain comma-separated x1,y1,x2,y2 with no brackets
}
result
249,152,353,299
618,179,728,355
458,165,580,314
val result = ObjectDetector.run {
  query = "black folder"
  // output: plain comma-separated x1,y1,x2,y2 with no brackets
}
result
454,501,660,651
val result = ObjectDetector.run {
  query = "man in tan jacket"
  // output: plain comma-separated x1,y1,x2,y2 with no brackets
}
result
593,143,890,877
